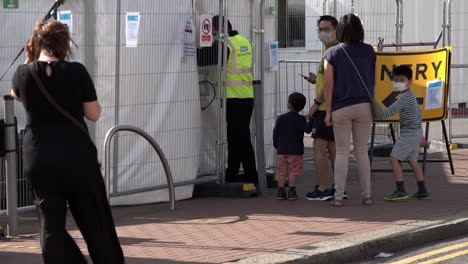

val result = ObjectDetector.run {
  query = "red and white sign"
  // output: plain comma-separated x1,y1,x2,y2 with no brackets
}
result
200,15,213,47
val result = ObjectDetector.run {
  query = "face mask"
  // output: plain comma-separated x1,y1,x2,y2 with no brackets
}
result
318,31,334,45
393,82,408,92
213,36,220,41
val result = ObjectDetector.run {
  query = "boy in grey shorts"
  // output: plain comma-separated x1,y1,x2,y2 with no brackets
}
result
382,66,430,201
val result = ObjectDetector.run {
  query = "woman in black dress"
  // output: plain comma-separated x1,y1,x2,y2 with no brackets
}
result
10,20,124,263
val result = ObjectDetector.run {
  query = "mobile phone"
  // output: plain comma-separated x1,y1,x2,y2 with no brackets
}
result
299,74,308,79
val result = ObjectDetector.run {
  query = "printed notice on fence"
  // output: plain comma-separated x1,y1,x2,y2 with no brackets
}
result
425,79,443,110
184,15,196,61
200,15,213,47
268,42,279,72
126,12,141,47
58,11,73,33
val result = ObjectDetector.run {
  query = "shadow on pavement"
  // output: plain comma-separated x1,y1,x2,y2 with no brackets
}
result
102,151,467,226
0,251,209,264
1,150,467,264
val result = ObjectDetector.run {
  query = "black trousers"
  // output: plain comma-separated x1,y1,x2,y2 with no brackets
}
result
32,178,124,264
226,98,258,184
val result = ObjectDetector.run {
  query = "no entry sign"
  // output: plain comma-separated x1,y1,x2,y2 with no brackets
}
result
374,47,452,122
200,15,212,47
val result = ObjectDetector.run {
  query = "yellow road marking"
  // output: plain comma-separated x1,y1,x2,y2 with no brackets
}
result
417,249,468,264
0,244,88,253
390,242,468,264
0,244,40,250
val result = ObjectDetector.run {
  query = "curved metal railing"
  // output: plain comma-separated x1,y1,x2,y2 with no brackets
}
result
103,125,175,210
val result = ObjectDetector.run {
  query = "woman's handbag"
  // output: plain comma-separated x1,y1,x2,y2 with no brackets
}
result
340,44,385,120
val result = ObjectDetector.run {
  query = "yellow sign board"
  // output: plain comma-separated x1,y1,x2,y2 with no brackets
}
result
374,47,451,122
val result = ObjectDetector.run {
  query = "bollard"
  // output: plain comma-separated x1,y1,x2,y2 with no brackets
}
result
4,95,18,236
253,80,266,195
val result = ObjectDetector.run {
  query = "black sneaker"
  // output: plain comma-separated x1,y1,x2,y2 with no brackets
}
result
287,189,298,201
384,190,409,201
276,188,287,200
409,191,431,200
305,185,324,201
320,188,335,201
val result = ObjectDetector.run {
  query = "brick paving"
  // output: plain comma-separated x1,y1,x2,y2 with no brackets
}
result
1,149,468,264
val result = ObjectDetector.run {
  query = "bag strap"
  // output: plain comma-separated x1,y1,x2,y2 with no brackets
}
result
339,44,375,100
27,63,94,143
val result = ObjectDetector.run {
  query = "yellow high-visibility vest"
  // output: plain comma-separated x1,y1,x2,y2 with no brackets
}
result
226,34,254,99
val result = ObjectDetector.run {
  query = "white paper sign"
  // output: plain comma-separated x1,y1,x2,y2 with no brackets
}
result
58,11,73,33
200,15,213,47
184,15,196,61
268,42,279,72
125,12,141,47
425,79,443,110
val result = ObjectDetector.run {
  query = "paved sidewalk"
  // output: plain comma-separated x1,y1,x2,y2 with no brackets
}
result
1,149,468,264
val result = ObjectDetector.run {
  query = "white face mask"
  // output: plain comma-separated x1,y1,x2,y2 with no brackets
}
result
393,82,408,92
318,31,334,45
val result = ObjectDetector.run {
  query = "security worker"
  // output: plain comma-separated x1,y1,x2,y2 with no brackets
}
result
198,16,258,184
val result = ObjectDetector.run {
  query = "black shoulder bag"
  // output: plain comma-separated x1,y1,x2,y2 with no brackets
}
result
340,44,385,120
27,63,97,151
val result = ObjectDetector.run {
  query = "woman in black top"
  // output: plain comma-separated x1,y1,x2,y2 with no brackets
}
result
10,20,124,263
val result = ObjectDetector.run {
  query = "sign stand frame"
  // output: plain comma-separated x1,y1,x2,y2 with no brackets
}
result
370,39,455,176
369,121,455,175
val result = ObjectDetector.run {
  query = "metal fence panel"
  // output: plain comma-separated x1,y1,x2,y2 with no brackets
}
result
0,1,208,206
102,1,203,204
193,1,221,177
269,0,400,170
447,0,468,142
333,0,397,47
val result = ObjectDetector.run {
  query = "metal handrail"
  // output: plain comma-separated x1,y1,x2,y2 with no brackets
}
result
279,59,321,64
104,125,175,210
451,64,468,68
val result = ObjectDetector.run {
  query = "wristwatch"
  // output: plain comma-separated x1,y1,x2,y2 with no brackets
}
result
313,98,322,105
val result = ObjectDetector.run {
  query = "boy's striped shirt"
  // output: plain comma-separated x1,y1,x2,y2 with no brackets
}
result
382,90,422,131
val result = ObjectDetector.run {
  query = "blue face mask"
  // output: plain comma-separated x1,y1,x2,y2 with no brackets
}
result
213,36,220,41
